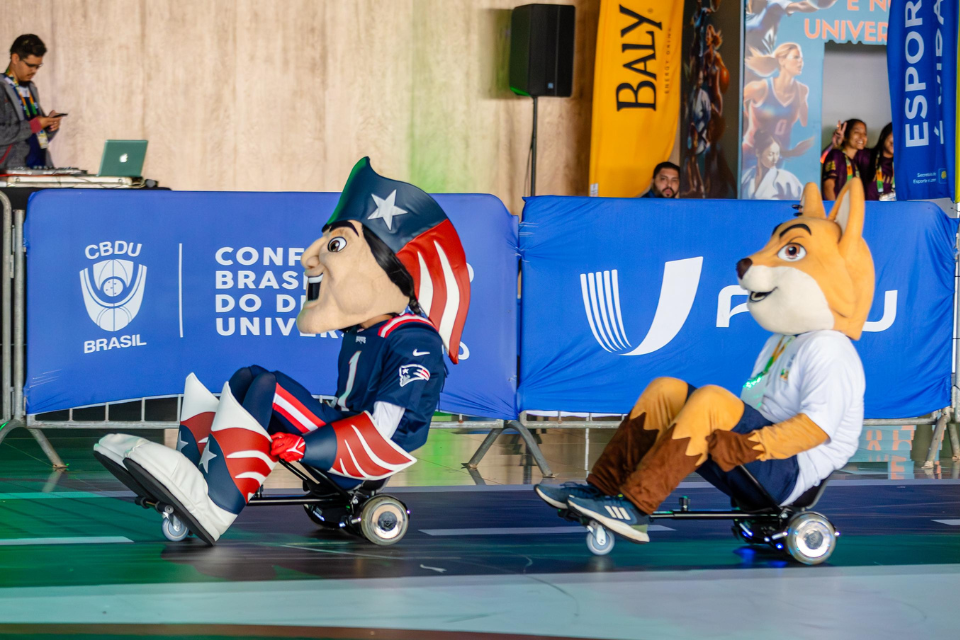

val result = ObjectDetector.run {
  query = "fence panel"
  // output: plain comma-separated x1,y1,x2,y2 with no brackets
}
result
24,190,519,420
517,197,959,420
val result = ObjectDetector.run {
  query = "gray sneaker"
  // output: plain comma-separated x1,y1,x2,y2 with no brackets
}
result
567,494,651,543
535,482,603,510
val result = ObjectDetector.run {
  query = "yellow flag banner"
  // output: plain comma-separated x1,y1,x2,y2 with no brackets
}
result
588,0,683,198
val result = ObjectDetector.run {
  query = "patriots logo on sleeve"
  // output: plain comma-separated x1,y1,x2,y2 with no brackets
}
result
399,364,430,388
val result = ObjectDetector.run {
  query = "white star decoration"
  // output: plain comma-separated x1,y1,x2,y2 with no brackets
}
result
176,434,188,452
199,445,217,474
368,190,408,230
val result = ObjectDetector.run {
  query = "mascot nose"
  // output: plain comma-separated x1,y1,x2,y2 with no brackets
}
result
736,258,752,280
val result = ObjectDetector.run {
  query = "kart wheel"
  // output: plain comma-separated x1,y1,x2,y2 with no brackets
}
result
162,514,189,542
785,512,836,565
359,495,408,545
586,520,614,556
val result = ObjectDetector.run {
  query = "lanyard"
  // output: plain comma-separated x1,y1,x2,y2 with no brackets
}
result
3,73,38,119
844,154,858,180
875,162,894,194
742,335,793,393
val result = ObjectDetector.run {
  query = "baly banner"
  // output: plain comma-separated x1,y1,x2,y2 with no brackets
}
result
887,0,957,201
588,0,683,197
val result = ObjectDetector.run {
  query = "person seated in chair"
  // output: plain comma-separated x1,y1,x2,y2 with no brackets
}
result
96,158,470,544
537,179,873,544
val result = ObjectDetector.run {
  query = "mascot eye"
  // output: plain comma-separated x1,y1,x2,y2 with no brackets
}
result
778,244,806,261
327,237,347,253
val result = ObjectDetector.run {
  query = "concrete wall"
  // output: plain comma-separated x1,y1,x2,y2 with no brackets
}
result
821,42,892,149
0,0,602,214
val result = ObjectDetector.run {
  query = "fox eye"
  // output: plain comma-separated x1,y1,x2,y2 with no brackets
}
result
778,243,806,262
327,237,347,253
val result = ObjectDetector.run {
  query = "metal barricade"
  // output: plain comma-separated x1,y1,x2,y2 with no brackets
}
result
0,203,65,468
3,195,959,480
2,191,11,422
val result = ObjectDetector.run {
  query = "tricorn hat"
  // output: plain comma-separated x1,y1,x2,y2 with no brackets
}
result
327,158,471,363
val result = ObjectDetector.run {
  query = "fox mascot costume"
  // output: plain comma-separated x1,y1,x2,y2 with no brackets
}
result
93,158,470,545
537,178,874,543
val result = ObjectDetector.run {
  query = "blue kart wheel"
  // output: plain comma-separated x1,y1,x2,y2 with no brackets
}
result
586,520,614,556
161,513,189,542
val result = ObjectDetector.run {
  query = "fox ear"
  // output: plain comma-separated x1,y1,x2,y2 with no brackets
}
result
829,178,865,255
799,183,826,219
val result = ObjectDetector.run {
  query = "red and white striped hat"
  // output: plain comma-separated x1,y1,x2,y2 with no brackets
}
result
326,158,471,363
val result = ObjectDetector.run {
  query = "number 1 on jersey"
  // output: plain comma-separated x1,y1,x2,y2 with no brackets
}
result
336,351,361,410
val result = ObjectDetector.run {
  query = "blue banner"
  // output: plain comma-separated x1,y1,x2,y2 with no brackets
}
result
25,190,519,419
518,196,957,419
888,0,957,201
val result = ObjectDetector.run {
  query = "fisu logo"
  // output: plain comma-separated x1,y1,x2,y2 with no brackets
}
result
580,258,703,356
80,242,147,332
583,258,898,355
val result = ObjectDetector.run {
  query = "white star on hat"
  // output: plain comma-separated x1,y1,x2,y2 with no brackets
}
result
368,190,408,230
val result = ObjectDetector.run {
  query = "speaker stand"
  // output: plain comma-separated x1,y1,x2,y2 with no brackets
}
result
530,96,538,197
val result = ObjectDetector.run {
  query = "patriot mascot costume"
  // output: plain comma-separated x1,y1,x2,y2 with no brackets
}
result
94,158,470,544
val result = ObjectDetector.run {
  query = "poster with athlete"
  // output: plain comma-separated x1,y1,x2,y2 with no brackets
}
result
679,0,741,199
739,0,890,200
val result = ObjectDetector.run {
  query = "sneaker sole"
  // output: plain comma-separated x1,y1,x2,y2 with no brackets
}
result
568,501,650,544
534,486,569,510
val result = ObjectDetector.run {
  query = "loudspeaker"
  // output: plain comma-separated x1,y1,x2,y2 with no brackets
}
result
509,4,575,98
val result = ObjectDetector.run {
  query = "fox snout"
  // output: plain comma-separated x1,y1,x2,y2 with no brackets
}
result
736,258,752,280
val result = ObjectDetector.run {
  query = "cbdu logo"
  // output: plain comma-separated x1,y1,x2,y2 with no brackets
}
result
581,258,897,355
80,242,147,332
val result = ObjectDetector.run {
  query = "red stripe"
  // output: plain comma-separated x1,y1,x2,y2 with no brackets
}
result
334,433,364,478
181,412,214,454
272,402,311,434
275,384,326,428
338,427,393,477
332,413,414,467
213,429,274,502
379,315,434,338
396,219,470,364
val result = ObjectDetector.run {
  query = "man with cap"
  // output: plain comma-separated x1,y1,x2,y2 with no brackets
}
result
94,158,471,544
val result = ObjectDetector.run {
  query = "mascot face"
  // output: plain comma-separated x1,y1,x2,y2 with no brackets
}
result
738,179,874,339
297,220,408,334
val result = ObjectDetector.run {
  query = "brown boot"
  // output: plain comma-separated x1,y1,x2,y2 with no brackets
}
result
587,413,658,495
619,425,699,514
619,385,745,514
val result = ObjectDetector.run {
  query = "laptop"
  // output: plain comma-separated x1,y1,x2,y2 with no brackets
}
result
98,140,148,177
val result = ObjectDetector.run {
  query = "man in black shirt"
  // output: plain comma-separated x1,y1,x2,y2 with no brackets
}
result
642,162,680,198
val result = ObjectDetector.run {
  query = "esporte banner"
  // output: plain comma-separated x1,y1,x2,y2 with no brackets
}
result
25,190,519,419
887,0,957,201
518,196,957,419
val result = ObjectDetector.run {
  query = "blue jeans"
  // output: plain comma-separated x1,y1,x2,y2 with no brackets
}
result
698,402,801,507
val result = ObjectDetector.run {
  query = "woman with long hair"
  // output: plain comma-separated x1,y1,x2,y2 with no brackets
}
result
741,42,815,164
822,118,869,200
865,122,894,201
740,129,803,200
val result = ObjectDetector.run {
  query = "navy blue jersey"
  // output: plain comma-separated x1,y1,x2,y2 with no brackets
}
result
333,314,445,451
